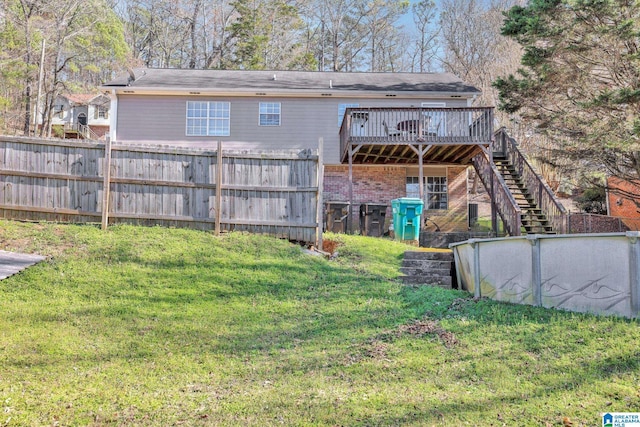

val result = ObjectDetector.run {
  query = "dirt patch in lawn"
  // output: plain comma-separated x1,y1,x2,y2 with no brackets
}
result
322,239,340,255
397,319,459,348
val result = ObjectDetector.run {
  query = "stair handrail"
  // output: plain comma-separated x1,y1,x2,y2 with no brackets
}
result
493,128,568,233
473,149,523,236
77,123,100,140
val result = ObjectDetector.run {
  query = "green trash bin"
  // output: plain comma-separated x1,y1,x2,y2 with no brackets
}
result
391,198,424,241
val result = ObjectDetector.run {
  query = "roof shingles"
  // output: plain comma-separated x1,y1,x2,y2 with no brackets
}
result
103,68,480,95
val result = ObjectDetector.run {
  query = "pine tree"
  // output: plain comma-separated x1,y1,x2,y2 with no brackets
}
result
494,0,640,195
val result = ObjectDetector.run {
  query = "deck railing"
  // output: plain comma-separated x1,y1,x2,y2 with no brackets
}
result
340,107,494,157
493,128,568,234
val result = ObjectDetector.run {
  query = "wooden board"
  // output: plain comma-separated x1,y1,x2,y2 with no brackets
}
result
0,136,321,245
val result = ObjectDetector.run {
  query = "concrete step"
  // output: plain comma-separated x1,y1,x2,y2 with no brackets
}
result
401,275,452,288
401,259,451,269
400,266,451,277
400,250,454,289
402,251,453,261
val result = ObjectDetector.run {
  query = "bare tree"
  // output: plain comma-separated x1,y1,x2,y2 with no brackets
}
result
438,0,525,193
439,0,523,116
410,0,438,73
1,0,43,134
358,0,408,72
303,0,367,71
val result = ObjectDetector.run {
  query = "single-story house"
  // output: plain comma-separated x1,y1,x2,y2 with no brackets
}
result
101,68,493,233
51,93,111,140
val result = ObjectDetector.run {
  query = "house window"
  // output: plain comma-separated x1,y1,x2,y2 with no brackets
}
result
95,106,108,120
406,176,421,199
427,176,448,209
186,101,230,136
54,105,64,119
406,176,448,209
338,103,359,126
259,102,280,126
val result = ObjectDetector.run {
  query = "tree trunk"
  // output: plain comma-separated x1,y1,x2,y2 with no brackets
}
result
23,83,32,136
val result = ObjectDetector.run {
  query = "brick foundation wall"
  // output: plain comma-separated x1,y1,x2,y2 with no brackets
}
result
424,167,468,233
323,165,469,233
324,165,405,231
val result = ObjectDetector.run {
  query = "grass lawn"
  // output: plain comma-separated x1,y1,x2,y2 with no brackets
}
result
0,220,638,426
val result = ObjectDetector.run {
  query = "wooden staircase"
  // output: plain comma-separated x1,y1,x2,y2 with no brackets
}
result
400,251,454,288
493,154,555,234
472,128,567,236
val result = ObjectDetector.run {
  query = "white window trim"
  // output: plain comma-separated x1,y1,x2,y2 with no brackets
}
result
258,102,281,126
406,174,448,210
426,176,448,210
97,106,108,119
185,101,230,137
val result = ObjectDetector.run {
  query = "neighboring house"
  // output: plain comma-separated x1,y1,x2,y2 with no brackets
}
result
607,176,640,230
51,93,111,140
101,68,492,233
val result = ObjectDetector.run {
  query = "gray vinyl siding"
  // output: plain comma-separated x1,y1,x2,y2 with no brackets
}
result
116,95,470,165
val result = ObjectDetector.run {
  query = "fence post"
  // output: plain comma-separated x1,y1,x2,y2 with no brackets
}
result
452,246,463,290
528,235,542,306
215,140,223,236
471,240,481,298
316,138,324,250
628,232,640,318
101,137,112,230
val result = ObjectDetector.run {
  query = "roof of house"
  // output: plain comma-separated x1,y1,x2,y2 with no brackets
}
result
60,93,109,105
102,68,481,96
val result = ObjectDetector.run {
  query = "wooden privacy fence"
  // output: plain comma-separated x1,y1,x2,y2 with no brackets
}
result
0,136,323,245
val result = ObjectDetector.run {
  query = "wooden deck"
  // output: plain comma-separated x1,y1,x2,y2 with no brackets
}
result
0,250,46,280
340,107,493,165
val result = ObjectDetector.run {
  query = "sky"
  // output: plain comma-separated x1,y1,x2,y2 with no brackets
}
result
399,0,442,34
